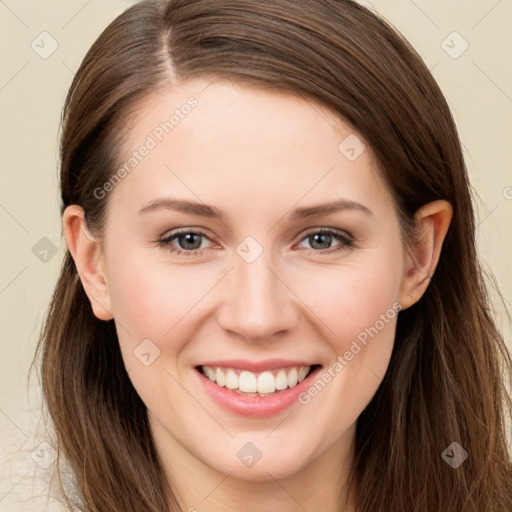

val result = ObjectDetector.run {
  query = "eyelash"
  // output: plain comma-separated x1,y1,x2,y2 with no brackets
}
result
157,228,356,256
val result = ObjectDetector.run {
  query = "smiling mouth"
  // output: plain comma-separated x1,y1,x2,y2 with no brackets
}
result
195,364,322,397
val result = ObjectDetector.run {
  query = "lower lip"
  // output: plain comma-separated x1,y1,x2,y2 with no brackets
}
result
195,366,322,418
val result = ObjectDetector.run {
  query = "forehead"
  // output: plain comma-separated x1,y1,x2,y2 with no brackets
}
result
107,78,391,219
127,78,351,150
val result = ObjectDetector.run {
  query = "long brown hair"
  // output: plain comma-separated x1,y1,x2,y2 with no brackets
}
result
32,0,512,510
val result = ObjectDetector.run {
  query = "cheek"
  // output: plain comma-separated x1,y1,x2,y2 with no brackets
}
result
106,248,199,340
105,247,230,401
291,248,403,437
105,251,197,418
295,248,403,354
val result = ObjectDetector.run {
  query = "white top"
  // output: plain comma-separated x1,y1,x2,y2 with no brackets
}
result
0,396,82,512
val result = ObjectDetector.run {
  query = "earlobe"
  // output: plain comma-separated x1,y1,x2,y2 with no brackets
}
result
398,200,453,310
62,205,113,321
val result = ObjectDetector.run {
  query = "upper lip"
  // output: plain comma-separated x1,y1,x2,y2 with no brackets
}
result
196,359,319,373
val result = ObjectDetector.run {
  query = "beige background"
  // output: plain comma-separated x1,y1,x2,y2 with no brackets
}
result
0,0,511,509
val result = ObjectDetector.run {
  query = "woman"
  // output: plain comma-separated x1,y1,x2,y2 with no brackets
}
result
34,0,512,510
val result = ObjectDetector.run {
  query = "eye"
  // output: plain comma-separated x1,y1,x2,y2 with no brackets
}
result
157,227,355,256
157,229,214,256
295,228,355,254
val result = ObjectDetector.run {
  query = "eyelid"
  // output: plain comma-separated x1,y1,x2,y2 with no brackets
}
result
158,227,217,248
300,227,354,242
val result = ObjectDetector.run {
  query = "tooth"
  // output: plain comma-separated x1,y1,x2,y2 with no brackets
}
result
225,369,239,390
257,371,276,393
215,367,226,387
287,367,298,387
298,366,309,382
239,371,257,392
275,370,288,390
203,364,312,393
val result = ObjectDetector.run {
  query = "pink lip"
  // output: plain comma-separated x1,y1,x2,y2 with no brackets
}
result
197,358,315,372
194,365,322,418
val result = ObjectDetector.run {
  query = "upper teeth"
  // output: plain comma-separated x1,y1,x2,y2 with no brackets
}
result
201,366,310,394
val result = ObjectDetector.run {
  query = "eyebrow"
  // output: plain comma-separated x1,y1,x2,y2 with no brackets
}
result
138,197,373,220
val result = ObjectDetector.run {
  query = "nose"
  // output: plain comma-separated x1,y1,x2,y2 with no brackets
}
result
217,250,299,341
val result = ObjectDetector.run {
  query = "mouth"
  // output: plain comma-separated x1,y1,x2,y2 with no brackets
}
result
193,362,323,417
195,364,321,397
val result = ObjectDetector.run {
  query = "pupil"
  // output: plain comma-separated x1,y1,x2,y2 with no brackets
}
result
311,233,331,250
180,233,201,250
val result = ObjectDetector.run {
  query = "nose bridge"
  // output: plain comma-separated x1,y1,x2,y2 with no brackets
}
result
218,245,297,340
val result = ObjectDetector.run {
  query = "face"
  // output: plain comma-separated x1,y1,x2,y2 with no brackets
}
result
98,79,407,482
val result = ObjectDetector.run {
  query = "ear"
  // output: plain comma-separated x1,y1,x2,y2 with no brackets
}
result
62,205,113,321
398,200,453,310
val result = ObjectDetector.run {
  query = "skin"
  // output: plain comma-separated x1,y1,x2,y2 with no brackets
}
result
63,78,452,512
